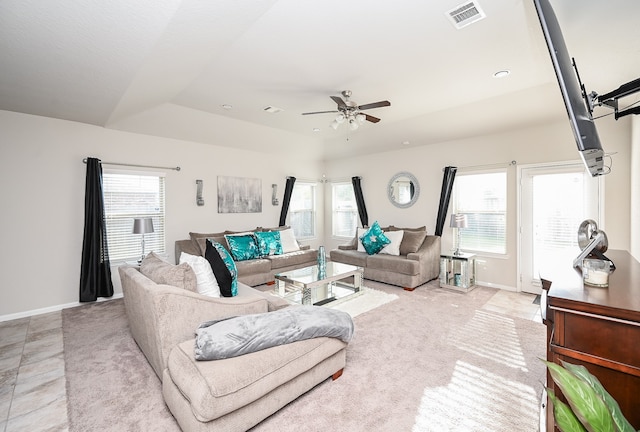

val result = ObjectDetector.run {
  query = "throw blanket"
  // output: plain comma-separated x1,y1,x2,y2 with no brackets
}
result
195,306,354,361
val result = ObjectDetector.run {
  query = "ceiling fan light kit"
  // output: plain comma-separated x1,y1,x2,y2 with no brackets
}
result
303,90,390,131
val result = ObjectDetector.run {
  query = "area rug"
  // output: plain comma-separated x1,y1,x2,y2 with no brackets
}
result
63,283,546,432
326,286,398,317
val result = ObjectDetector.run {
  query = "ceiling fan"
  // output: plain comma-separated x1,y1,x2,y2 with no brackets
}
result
302,90,391,130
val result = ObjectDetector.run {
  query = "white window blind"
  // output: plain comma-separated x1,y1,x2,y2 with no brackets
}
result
332,182,358,238
289,182,316,240
454,171,507,254
103,171,166,261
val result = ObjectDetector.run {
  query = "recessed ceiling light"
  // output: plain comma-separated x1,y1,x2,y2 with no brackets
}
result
402,141,410,145
493,70,511,78
221,104,233,110
312,128,321,132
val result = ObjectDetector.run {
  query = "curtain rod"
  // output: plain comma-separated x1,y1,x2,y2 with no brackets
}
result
444,160,516,172
83,158,181,171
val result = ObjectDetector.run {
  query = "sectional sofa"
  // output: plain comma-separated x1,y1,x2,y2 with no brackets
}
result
174,227,318,286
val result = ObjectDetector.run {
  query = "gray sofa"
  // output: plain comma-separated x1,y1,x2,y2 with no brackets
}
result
119,263,348,432
330,226,441,290
175,228,318,286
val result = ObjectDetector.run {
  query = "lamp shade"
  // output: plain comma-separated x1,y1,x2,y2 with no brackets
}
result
132,218,154,234
449,213,468,229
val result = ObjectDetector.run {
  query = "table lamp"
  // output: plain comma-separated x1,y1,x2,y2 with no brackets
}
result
132,217,154,263
450,213,468,256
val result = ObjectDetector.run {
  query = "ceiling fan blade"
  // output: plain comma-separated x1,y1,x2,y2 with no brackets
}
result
358,100,391,111
301,110,339,115
330,96,347,109
364,114,381,123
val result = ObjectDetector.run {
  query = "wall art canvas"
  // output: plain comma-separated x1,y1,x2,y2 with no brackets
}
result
217,176,262,213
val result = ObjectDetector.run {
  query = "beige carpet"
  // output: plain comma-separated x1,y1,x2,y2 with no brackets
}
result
63,282,546,431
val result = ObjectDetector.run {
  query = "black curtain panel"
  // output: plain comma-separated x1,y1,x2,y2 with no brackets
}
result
278,176,296,226
79,157,114,302
434,166,458,236
351,176,369,228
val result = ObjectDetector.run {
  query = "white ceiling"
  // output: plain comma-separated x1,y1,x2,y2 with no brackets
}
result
1,0,639,160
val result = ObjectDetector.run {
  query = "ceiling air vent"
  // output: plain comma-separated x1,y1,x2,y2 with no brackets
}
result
446,1,486,29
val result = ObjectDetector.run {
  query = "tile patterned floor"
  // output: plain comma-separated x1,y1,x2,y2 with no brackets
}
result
0,288,540,432
0,311,68,432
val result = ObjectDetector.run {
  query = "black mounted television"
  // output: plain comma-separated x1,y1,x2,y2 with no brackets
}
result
533,0,606,176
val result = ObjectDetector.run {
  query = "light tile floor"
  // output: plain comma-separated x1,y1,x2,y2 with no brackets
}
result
0,288,541,431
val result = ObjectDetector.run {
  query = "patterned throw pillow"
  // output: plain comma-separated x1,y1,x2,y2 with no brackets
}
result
254,231,283,256
224,234,261,261
359,221,391,255
204,240,238,297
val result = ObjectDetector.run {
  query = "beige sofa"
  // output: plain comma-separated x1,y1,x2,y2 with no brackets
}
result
119,265,348,432
330,226,441,290
175,228,318,286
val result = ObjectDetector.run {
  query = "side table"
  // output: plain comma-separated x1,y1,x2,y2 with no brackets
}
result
440,252,476,292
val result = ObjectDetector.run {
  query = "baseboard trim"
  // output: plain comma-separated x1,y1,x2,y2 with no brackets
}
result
0,293,124,322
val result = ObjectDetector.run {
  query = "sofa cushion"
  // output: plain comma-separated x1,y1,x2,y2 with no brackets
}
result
366,253,420,276
359,221,391,255
399,230,428,255
386,225,427,232
140,252,197,292
279,228,300,253
178,252,221,297
195,235,228,256
205,240,238,297
267,249,317,270
167,336,347,422
234,258,272,276
379,230,404,256
254,231,283,256
225,234,261,261
329,249,367,268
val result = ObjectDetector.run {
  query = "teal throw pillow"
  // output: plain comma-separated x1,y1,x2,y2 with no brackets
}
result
225,234,260,261
205,240,238,297
359,221,391,255
254,231,283,256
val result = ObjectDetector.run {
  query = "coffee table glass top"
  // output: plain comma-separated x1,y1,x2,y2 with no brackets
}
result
274,262,363,305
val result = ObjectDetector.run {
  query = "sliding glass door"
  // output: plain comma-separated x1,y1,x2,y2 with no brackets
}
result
519,163,602,294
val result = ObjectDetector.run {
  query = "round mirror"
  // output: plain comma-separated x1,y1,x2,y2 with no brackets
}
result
388,172,420,208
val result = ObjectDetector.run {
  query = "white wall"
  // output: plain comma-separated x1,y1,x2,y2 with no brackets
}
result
0,110,323,318
632,116,640,261
324,116,632,290
0,109,633,318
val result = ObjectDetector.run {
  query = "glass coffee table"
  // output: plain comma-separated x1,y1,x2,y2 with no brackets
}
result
274,262,363,306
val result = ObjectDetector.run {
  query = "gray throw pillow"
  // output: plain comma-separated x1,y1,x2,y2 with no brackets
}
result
140,252,197,292
399,231,428,255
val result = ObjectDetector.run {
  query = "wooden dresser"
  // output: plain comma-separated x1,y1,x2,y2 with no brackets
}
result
540,250,640,431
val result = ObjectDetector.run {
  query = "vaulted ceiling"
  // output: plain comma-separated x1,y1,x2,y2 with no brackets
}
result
1,0,638,160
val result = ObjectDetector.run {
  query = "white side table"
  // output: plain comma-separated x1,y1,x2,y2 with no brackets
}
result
440,252,476,292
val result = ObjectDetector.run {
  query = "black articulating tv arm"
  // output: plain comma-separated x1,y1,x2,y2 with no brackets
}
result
595,77,640,119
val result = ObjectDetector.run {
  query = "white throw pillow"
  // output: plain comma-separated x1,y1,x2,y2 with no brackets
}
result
356,228,367,252
279,228,300,253
179,252,221,297
379,230,404,256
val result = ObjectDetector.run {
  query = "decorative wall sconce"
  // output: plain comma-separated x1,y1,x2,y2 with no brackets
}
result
272,184,279,206
196,180,205,206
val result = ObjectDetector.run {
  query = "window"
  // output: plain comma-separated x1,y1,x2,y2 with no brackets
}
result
332,182,358,238
289,182,316,240
454,170,507,254
103,171,166,261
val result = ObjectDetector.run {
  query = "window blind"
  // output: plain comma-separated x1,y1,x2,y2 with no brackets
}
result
455,171,507,254
289,182,316,239
103,172,166,261
332,183,358,237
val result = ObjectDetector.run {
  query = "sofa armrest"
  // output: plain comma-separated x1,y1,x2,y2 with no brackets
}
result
407,235,439,260
338,244,357,251
299,244,311,251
